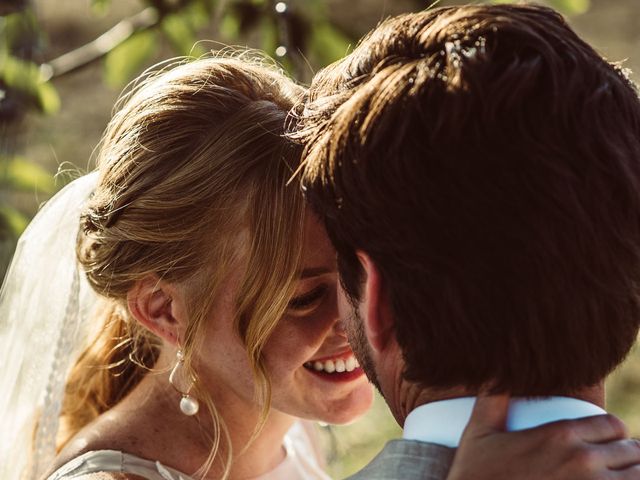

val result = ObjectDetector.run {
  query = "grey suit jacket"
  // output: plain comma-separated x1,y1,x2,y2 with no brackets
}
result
346,439,455,480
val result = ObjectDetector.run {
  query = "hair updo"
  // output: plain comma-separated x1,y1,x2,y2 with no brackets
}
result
60,56,306,477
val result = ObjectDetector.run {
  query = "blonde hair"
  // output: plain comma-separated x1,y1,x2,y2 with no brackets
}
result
59,56,306,478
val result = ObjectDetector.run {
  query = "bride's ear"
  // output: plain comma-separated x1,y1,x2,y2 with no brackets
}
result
127,275,186,346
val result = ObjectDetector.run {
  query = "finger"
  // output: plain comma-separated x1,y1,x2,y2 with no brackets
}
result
463,394,510,437
530,414,628,445
571,415,629,444
611,464,640,479
600,439,640,470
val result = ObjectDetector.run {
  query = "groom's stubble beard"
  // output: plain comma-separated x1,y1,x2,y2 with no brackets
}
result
345,302,383,396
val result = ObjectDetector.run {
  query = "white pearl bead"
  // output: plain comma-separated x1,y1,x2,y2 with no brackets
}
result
180,395,199,416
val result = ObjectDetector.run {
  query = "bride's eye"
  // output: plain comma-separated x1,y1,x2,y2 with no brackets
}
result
288,285,328,311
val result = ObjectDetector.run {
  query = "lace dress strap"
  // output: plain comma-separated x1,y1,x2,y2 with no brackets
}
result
46,450,194,480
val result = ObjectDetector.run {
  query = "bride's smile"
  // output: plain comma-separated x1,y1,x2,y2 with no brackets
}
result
192,211,374,428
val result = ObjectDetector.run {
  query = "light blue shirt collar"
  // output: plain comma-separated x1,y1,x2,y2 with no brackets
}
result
403,396,606,448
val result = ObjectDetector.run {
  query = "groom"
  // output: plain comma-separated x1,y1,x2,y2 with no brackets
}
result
297,4,640,479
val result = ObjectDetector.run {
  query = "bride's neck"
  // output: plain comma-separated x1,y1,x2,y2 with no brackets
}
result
123,361,295,479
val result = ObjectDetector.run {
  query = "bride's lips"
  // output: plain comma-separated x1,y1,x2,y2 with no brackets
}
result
303,351,365,382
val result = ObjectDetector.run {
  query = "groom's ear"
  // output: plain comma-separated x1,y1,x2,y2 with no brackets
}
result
127,275,185,346
356,251,396,353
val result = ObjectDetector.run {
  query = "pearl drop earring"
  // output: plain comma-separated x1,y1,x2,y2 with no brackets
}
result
169,349,200,416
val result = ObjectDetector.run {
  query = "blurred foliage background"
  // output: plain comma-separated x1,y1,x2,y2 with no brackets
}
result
1,0,639,477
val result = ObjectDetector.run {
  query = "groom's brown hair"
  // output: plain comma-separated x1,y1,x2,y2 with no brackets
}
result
295,4,640,395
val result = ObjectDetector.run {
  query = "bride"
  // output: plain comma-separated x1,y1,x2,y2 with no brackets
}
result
0,55,637,480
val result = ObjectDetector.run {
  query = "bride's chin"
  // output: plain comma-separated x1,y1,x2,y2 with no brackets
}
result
316,384,375,425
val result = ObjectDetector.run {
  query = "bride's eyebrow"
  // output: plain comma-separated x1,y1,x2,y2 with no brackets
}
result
298,266,333,279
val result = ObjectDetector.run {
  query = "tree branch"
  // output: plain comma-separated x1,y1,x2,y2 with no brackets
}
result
40,7,160,81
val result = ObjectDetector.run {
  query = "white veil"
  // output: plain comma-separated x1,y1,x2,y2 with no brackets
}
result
0,172,99,480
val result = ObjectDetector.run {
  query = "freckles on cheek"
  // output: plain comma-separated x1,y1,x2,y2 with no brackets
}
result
280,311,329,341
262,327,317,370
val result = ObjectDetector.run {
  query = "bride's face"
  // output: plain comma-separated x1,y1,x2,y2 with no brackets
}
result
195,212,374,424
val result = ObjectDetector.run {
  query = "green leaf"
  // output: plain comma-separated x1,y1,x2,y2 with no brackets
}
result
0,54,40,89
1,10,39,50
220,11,240,39
193,0,216,17
182,1,213,31
35,80,60,114
0,54,60,114
91,0,111,15
1,156,56,194
0,205,29,236
547,0,590,15
489,0,590,15
162,13,206,58
304,0,330,20
309,22,352,66
104,29,158,88
260,17,278,57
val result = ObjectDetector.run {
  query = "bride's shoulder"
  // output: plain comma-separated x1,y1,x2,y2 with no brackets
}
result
50,424,127,473
53,409,147,467
46,421,155,480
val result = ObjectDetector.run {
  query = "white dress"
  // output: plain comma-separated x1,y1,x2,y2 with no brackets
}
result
46,422,331,480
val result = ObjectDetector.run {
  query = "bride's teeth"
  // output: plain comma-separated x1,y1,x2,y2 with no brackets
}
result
305,355,360,374
354,358,360,368
345,356,356,372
